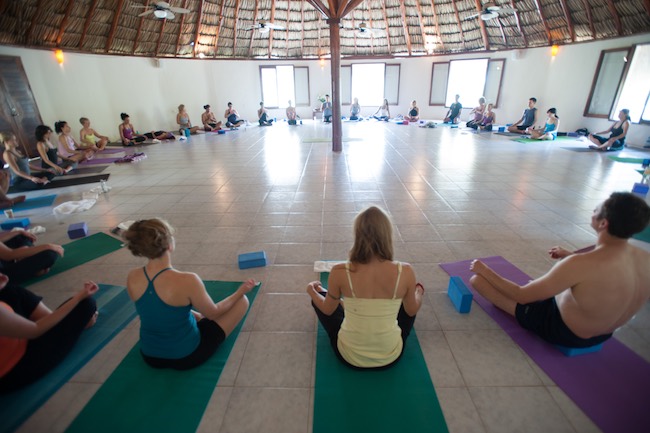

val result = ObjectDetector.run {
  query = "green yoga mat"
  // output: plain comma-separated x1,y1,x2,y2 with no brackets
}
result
514,136,577,143
314,272,448,433
608,156,648,164
302,137,363,143
0,284,136,433
633,225,650,243
66,281,260,433
24,233,123,286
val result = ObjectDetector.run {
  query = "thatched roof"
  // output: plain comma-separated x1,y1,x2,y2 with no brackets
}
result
0,0,649,59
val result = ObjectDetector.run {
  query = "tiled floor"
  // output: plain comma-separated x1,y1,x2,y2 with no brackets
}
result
15,121,650,433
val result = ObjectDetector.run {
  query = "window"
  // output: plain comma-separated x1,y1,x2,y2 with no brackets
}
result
586,43,650,123
429,59,504,107
344,63,401,106
259,65,310,109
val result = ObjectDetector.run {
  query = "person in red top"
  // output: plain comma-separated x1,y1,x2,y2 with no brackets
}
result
0,274,97,393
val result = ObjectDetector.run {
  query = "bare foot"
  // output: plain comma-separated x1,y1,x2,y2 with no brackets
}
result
85,311,99,329
35,267,51,277
11,195,26,204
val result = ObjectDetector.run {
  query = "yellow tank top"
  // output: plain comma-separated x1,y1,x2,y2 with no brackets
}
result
337,262,403,368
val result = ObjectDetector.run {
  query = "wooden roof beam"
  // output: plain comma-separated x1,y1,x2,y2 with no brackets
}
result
79,0,99,49
414,0,428,53
214,0,226,57
106,0,125,52
326,0,337,16
509,0,527,46
531,0,552,44
248,0,259,57
306,0,332,19
268,0,276,58
175,0,189,56
233,0,241,57
155,18,166,56
496,16,507,47
644,0,650,18
399,0,412,55
300,0,305,57
558,0,575,41
286,0,291,57
474,0,490,50
193,0,204,57
381,0,391,53
133,0,150,54
26,0,44,44
450,0,465,48
341,0,365,18
365,1,375,55
605,0,623,35
579,0,596,38
429,0,444,51
56,0,75,46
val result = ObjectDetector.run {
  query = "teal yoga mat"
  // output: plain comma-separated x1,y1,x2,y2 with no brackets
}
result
608,156,647,163
9,194,57,212
314,272,448,433
24,233,123,286
514,136,579,143
0,284,136,433
66,281,260,433
633,225,650,243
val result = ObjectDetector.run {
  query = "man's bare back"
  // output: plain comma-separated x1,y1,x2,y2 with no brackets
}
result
555,243,650,338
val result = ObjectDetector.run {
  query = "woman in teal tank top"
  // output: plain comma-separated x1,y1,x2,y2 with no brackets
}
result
124,219,256,370
307,207,424,369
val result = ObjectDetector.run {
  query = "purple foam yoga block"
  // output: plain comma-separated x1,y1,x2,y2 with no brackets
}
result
68,222,88,239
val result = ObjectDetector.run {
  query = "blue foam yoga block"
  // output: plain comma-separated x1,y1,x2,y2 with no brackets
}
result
217,129,226,134
555,343,603,357
1,218,30,230
238,251,267,269
632,183,649,198
447,276,472,314
68,222,88,239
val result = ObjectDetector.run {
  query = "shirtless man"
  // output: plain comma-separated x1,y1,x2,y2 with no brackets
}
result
469,192,650,348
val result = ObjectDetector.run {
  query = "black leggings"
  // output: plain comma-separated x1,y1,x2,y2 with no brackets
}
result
140,318,226,370
0,285,97,393
311,293,416,370
0,235,59,284
10,171,56,192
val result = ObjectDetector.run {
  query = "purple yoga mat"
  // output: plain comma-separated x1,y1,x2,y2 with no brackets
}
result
80,157,119,165
98,148,125,154
440,256,650,433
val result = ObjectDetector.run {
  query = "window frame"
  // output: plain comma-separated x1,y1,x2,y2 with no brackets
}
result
583,47,632,119
258,64,310,109
429,58,505,108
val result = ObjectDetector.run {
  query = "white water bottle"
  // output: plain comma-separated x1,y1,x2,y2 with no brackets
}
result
100,179,108,193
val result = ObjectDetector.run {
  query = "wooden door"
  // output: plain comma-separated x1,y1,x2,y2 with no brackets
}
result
0,55,43,157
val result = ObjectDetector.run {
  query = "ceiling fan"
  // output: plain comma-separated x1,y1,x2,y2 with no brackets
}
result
355,22,384,37
244,21,285,34
132,1,190,20
465,2,517,21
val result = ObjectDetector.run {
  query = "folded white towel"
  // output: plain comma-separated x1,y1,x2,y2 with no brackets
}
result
313,260,345,273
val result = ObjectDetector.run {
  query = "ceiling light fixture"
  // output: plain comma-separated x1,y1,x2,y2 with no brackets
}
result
55,49,64,64
154,9,167,19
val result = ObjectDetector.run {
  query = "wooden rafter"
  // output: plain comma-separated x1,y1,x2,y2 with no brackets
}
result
473,0,490,50
381,0,391,53
605,0,623,35
558,0,575,41
268,0,276,58
399,0,412,55
326,0,336,16
26,0,44,43
509,0,527,46
248,0,259,57
450,0,465,48
214,0,226,57
233,0,241,56
429,0,444,51
300,0,305,57
496,17,507,47
351,11,357,55
337,0,349,17
155,18,166,57
306,0,332,19
56,0,75,46
79,0,98,49
644,0,650,17
365,2,375,55
414,0,427,53
193,0,204,57
106,0,125,52
175,0,189,56
286,0,291,58
580,0,596,39
134,0,150,55
341,0,365,18
531,0,552,44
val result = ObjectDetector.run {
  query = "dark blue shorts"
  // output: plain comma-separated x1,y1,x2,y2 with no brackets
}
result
515,298,612,348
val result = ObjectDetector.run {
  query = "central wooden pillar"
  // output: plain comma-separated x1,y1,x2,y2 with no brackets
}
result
328,18,342,152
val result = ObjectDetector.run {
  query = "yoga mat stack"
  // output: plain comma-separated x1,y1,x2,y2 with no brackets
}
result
313,272,448,433
440,256,650,433
66,281,260,433
0,285,137,433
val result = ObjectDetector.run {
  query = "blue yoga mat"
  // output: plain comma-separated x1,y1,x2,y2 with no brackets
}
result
9,195,57,212
0,284,136,433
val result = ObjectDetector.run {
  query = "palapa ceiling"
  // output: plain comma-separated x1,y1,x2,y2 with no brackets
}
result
0,0,649,60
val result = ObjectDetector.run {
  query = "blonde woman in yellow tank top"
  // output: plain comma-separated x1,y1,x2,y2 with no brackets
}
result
307,206,424,369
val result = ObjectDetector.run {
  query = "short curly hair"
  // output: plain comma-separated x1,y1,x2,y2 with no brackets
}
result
123,218,175,259
596,192,650,239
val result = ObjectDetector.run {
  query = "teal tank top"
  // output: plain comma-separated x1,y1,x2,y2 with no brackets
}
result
135,267,200,359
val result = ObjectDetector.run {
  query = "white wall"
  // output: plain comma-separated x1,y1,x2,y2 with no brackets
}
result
1,33,649,145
